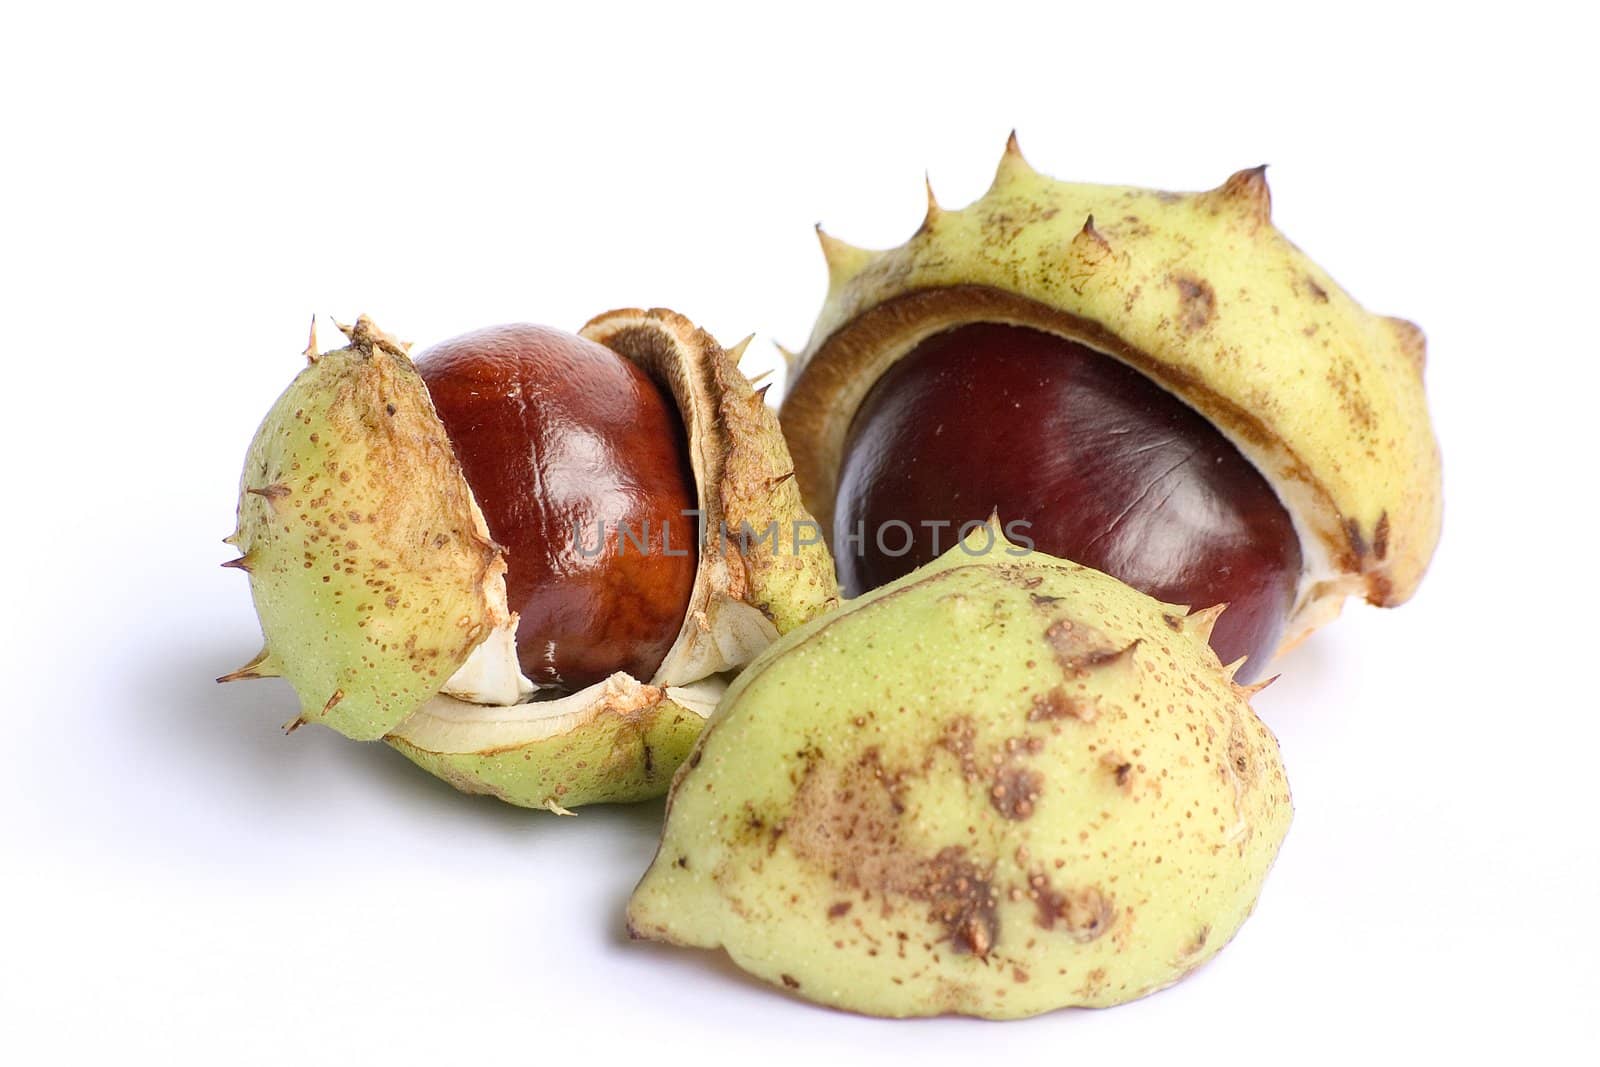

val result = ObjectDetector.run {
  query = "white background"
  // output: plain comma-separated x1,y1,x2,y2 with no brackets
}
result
3,1,1595,1062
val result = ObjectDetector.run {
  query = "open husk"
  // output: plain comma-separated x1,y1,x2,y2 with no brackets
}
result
780,136,1442,654
224,309,838,809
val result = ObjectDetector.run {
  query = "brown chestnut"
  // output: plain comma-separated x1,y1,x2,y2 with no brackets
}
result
415,325,698,690
833,323,1300,678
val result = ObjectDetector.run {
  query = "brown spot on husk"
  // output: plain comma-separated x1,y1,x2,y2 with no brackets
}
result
942,717,1048,820
1043,618,1138,677
1029,873,1113,943
1100,751,1135,792
1345,518,1369,561
788,751,1000,957
926,847,1000,956
1028,686,1098,723
1173,925,1213,979
939,717,981,780
1325,357,1377,429
1172,274,1216,331
1077,967,1109,998
1226,725,1256,787
429,761,516,803
991,763,1044,821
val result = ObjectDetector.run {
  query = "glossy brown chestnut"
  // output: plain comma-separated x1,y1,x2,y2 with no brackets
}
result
415,325,698,690
834,323,1301,679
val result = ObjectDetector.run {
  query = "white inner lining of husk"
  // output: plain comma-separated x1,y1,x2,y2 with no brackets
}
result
393,674,724,752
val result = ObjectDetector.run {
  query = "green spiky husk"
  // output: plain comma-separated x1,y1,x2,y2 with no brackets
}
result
781,139,1441,650
227,319,502,740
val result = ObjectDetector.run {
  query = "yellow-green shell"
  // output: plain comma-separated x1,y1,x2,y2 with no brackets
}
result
224,318,503,740
781,137,1442,650
628,526,1292,1018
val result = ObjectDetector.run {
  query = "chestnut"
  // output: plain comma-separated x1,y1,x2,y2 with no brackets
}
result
781,136,1442,679
834,322,1301,675
221,309,837,810
415,325,698,691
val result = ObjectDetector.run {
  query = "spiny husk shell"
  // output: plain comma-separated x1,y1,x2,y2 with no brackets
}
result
781,136,1442,652
628,524,1292,1018
225,309,839,808
224,317,506,740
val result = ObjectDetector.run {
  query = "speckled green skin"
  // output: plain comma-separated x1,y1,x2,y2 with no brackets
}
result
225,319,501,740
629,528,1292,1017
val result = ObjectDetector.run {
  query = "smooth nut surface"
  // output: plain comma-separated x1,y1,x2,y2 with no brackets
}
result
417,325,698,690
836,322,1301,677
